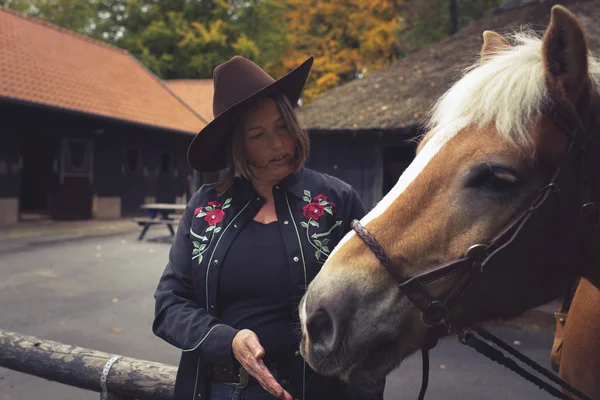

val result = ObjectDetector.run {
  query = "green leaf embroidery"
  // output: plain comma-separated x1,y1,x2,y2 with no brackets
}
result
301,221,309,229
310,220,343,238
322,238,330,246
325,208,333,215
314,239,322,247
303,196,311,203
322,246,330,253
319,201,329,206
191,197,232,266
315,250,321,260
304,190,311,199
309,220,319,228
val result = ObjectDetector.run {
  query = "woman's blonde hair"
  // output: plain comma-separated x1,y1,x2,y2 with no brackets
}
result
216,94,310,195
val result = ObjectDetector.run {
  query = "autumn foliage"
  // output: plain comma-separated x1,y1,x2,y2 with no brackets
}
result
6,0,503,103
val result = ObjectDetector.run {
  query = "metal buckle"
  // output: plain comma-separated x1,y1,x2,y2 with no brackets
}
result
224,366,250,388
581,202,596,217
421,301,449,327
465,244,487,264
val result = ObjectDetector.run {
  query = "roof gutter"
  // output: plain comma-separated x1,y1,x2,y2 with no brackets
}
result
0,95,199,137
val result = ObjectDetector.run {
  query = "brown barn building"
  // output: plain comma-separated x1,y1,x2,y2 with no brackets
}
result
0,7,210,224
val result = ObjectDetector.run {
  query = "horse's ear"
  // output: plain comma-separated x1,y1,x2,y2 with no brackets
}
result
542,5,589,102
481,31,510,57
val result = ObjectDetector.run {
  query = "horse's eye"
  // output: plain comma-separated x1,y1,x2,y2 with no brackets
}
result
466,165,521,192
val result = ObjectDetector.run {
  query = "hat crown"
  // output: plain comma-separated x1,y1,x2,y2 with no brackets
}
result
212,56,275,118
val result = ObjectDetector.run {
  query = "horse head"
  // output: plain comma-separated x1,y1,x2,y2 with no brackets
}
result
300,5,600,383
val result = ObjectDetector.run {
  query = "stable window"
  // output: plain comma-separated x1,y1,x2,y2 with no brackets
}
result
60,138,94,184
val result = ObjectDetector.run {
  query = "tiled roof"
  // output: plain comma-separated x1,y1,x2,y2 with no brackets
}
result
0,7,206,134
166,79,214,121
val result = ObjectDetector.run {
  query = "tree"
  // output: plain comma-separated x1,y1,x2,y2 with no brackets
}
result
396,0,508,53
280,0,404,102
5,0,100,37
5,0,286,80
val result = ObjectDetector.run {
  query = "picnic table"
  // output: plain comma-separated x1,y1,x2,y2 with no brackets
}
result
134,203,186,240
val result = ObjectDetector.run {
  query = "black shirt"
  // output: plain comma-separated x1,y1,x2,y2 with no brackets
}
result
217,220,298,365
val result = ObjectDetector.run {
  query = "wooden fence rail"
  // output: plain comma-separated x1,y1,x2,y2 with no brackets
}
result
0,329,176,400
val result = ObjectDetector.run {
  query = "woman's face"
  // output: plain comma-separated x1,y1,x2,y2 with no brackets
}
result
243,98,296,184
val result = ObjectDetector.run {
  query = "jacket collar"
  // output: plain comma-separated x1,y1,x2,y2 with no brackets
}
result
230,168,306,203
279,167,306,200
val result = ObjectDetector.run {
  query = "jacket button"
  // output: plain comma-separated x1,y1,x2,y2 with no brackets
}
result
234,223,239,228
213,260,218,265
275,185,280,189
284,220,289,225
256,197,261,201
293,257,299,262
295,351,300,356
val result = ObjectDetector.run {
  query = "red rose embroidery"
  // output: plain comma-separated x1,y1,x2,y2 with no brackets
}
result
329,202,337,214
303,202,325,220
205,209,225,226
208,201,221,208
194,207,203,215
313,194,328,202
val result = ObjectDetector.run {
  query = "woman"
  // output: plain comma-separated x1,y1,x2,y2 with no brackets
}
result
153,55,385,400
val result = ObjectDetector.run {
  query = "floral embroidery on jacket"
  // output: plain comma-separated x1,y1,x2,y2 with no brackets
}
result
190,198,232,265
300,191,343,263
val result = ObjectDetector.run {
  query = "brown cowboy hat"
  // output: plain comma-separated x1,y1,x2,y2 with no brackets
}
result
187,55,314,172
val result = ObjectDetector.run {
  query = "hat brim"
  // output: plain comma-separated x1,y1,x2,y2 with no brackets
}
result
187,56,314,172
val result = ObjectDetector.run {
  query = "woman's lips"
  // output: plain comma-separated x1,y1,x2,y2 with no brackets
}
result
270,154,290,165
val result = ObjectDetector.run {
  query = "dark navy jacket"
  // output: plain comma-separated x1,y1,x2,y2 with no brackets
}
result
153,168,385,400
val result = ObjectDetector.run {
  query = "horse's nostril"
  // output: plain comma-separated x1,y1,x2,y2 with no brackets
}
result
306,308,335,354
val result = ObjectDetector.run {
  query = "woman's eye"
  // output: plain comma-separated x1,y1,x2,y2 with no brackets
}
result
250,132,265,140
467,165,521,192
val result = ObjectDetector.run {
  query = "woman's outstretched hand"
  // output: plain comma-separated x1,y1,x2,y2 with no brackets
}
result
232,329,292,400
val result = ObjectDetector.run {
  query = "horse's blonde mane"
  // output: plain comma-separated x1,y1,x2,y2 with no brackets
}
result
424,30,600,148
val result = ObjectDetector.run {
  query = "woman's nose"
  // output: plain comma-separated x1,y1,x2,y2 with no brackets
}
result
270,132,285,149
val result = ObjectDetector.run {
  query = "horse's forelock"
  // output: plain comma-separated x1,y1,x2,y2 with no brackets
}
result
423,30,600,151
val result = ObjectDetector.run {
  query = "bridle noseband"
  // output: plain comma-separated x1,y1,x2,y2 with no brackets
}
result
350,99,599,400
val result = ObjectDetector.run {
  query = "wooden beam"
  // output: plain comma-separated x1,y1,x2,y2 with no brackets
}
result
0,329,176,400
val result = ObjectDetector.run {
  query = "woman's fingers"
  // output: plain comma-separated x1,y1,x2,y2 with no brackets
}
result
232,330,292,399
252,359,292,399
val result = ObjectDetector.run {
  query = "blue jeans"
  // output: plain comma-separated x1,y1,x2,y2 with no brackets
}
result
209,381,277,400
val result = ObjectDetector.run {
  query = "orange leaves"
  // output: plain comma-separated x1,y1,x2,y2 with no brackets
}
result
279,0,403,103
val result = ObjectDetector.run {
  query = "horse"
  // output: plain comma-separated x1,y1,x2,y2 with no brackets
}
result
552,278,600,398
298,4,600,397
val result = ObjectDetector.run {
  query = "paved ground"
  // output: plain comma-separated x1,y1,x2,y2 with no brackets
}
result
0,221,561,399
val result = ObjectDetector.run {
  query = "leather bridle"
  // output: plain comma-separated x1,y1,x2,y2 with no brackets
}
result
350,97,599,400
